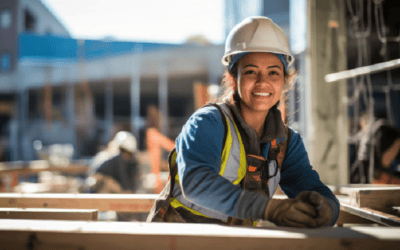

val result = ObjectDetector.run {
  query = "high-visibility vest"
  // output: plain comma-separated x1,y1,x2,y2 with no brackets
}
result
168,103,289,223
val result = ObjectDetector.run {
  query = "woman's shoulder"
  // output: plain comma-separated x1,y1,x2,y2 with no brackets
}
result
286,126,302,140
188,104,225,125
284,126,306,151
177,105,226,147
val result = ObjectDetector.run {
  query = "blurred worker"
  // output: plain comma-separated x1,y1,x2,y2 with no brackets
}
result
87,131,140,194
147,16,339,227
88,137,119,176
373,121,400,184
350,112,400,184
349,112,385,183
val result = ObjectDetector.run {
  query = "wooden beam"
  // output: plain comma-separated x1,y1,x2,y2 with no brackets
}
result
341,203,400,227
336,210,375,226
328,184,400,195
346,187,400,212
0,193,158,212
0,220,400,250
0,102,14,115
0,208,97,221
0,160,89,176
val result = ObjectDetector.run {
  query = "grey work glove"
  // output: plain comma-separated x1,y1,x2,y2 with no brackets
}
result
264,197,318,228
295,191,333,227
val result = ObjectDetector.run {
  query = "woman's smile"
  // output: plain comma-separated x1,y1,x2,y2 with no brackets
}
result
252,92,272,97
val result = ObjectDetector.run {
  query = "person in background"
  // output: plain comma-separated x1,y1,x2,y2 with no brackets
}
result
349,112,385,183
87,131,140,194
373,118,400,184
147,16,339,227
350,112,400,184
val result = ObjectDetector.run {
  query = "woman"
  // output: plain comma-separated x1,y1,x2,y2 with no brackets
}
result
147,16,340,227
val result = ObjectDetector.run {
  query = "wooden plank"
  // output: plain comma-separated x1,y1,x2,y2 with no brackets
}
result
0,193,158,212
336,210,375,226
0,160,89,176
0,208,98,221
347,187,400,212
341,203,400,227
0,220,400,250
328,184,400,195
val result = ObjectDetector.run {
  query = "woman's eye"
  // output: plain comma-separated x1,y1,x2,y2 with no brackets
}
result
244,70,256,75
270,71,280,76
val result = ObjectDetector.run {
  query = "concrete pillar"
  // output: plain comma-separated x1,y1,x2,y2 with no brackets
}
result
306,0,348,184
105,80,113,142
207,47,224,100
158,62,169,137
66,82,77,158
19,88,29,160
130,45,142,143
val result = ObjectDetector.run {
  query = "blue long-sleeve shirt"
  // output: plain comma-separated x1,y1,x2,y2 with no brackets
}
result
175,105,340,225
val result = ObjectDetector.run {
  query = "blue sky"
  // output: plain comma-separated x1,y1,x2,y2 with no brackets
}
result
40,0,225,44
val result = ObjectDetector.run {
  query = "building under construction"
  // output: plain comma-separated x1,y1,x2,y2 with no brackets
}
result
0,0,400,249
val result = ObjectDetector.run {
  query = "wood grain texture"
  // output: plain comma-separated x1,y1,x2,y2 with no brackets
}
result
0,208,98,221
0,220,400,250
0,193,158,212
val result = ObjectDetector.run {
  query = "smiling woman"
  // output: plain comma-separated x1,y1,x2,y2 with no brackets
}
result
147,16,340,228
234,53,286,137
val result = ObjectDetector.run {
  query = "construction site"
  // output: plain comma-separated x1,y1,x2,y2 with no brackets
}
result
0,0,400,249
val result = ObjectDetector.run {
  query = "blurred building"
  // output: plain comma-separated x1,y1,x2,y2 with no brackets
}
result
0,0,399,185
0,0,226,161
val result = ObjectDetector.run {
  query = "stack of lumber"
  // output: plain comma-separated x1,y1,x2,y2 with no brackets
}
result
333,184,400,226
0,185,399,249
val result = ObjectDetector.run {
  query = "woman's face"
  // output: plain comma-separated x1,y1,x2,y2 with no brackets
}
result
234,52,285,116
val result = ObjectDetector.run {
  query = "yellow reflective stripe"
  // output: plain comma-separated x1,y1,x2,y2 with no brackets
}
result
231,119,247,185
170,151,180,185
170,197,210,218
171,150,177,165
175,174,180,187
219,117,232,176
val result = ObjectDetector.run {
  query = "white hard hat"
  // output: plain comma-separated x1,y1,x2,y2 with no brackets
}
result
113,131,137,153
222,16,294,68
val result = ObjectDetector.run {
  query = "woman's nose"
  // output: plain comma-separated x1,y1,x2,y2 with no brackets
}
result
256,73,270,85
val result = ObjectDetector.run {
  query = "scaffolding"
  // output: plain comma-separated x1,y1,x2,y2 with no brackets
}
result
325,0,400,183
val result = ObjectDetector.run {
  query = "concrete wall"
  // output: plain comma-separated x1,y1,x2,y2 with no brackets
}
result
18,0,69,36
306,0,349,185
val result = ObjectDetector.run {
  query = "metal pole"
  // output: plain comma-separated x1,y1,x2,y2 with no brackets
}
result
105,80,113,142
130,45,142,143
19,88,28,160
158,62,169,137
325,58,400,82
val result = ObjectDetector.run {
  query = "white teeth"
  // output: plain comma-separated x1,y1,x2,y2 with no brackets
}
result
253,93,271,96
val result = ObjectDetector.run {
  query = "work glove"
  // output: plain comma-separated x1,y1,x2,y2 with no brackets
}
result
264,198,318,228
295,191,333,227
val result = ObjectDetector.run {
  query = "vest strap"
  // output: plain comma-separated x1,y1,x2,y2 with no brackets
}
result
268,139,280,161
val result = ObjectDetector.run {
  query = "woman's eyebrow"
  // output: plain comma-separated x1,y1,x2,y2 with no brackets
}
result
243,64,258,69
243,64,282,70
268,65,282,70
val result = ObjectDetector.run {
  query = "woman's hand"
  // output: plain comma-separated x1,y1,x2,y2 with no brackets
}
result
295,191,333,227
264,191,333,227
264,198,318,227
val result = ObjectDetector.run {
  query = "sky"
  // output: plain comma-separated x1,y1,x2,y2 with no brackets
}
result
40,0,226,44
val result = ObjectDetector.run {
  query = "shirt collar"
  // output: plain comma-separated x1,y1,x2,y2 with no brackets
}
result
226,93,287,143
